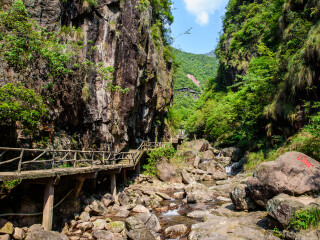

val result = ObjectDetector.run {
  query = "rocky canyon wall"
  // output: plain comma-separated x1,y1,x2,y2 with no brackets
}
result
0,0,174,150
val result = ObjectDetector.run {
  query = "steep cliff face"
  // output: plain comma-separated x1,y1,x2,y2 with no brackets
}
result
1,0,173,150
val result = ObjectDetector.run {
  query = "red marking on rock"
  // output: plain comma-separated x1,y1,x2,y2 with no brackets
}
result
297,155,314,168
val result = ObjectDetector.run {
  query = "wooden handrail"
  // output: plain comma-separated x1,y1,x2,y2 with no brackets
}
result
0,140,176,174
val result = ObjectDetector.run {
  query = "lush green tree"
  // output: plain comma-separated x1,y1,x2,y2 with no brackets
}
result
0,83,48,134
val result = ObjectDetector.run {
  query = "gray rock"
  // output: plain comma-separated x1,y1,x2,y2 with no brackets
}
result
230,184,257,211
92,230,115,240
76,221,93,231
266,193,310,227
127,229,156,240
202,150,215,160
90,200,107,216
211,171,228,180
215,157,232,167
118,192,129,206
155,192,171,200
13,227,25,240
156,159,181,183
187,210,210,219
198,161,225,174
221,147,241,162
0,220,13,235
189,212,277,240
194,155,201,168
231,157,247,173
185,183,213,203
125,216,145,231
163,224,188,239
145,214,161,233
132,204,149,213
115,209,130,218
173,191,185,199
105,221,125,233
248,151,320,207
79,211,90,221
93,219,107,230
102,193,114,207
181,169,194,184
193,140,209,152
25,225,68,240
135,212,152,224
0,234,10,240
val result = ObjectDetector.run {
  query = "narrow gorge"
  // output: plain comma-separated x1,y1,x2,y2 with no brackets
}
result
1,0,320,240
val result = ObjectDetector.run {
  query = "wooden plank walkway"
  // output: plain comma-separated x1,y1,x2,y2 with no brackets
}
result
0,141,170,181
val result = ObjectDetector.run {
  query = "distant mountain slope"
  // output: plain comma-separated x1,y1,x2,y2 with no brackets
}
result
205,50,215,57
167,49,218,131
173,48,218,92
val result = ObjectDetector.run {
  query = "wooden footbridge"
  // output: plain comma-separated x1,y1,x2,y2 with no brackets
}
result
0,141,170,181
0,139,186,230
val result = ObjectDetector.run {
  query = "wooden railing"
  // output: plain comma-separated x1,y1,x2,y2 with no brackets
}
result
0,141,172,175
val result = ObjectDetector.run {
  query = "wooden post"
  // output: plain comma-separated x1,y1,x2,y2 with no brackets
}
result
73,152,77,168
110,173,116,197
122,170,127,183
74,178,85,198
17,150,24,175
135,161,140,175
42,179,54,231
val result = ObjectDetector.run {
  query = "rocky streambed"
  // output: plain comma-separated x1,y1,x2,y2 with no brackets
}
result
2,140,320,240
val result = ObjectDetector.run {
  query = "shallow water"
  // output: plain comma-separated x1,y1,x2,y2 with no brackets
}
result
155,181,230,239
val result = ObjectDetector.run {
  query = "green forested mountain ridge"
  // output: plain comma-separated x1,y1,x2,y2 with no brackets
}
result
185,0,320,158
166,49,218,132
173,48,218,92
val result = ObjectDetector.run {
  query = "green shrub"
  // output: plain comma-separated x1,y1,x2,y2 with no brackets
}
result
136,0,150,12
143,144,176,176
0,83,49,134
289,208,320,230
0,179,21,191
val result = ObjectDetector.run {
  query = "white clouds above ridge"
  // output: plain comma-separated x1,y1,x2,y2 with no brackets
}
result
183,0,228,25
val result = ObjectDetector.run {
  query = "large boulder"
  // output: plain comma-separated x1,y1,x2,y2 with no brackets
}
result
25,225,68,240
247,151,320,207
211,171,228,180
185,183,213,203
0,220,13,235
214,156,232,167
201,150,215,160
193,155,201,168
193,140,209,152
125,216,156,240
127,229,156,240
132,205,149,213
230,184,257,211
266,194,318,227
156,159,181,183
102,193,114,207
188,212,277,240
221,147,241,162
163,224,188,239
13,227,26,240
179,150,199,163
198,161,225,173
90,200,107,216
105,221,126,234
92,230,115,240
181,169,194,184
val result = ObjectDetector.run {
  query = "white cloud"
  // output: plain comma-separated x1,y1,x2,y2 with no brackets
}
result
183,0,228,25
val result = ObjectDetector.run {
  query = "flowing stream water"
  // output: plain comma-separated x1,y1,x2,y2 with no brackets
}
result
154,180,230,239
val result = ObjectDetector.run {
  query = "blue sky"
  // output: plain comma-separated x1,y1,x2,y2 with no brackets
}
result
170,0,229,54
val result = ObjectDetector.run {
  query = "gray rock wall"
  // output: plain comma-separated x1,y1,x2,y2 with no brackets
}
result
2,0,173,150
